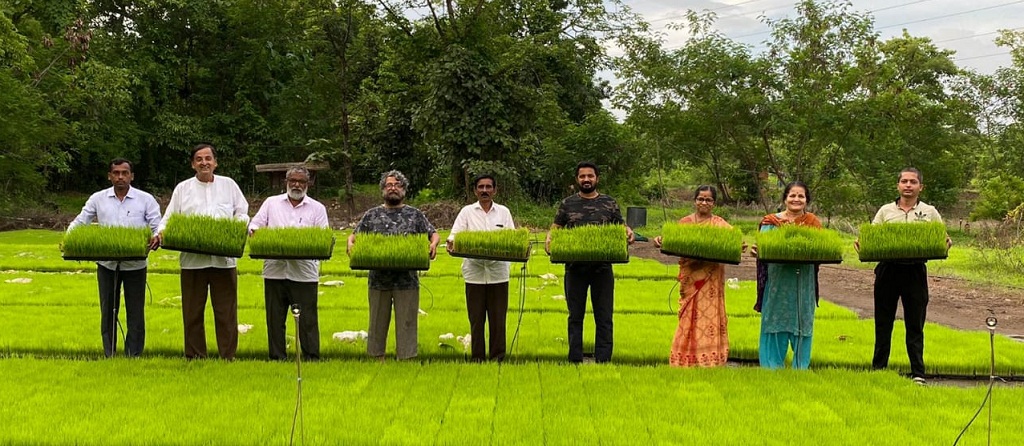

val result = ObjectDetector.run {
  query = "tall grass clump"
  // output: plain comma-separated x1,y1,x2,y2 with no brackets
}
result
349,233,430,270
62,225,151,260
161,214,248,257
549,224,628,263
756,225,843,263
451,228,531,261
249,227,335,259
660,222,744,264
858,221,948,262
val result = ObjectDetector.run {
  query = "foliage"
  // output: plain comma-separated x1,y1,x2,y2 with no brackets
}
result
549,224,628,263
61,225,151,259
248,227,335,259
161,214,248,257
970,174,1024,221
659,222,744,264
451,228,531,261
858,222,948,262
756,225,844,263
349,232,430,270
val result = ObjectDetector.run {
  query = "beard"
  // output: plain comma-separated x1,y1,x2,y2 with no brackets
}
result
288,188,306,201
578,182,596,194
384,190,405,206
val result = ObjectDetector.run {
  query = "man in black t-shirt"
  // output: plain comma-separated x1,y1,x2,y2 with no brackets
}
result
545,161,634,363
347,170,440,360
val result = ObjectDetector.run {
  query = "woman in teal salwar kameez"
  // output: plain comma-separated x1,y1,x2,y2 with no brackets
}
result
752,182,821,369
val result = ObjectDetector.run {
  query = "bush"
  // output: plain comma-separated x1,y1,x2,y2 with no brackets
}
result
970,175,1024,221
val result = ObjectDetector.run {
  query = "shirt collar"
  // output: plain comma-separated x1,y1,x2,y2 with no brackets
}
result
280,194,307,207
105,186,135,199
893,198,920,209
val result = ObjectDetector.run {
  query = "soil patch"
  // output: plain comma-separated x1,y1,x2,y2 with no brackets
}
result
630,242,1024,336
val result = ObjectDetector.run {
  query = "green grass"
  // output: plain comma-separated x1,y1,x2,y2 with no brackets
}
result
859,221,949,262
660,221,744,263
451,228,531,261
2,228,1024,444
349,232,430,270
248,226,335,259
549,225,629,263
61,225,152,259
756,225,845,263
161,214,248,257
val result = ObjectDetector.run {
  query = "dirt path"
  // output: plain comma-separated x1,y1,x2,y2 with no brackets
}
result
630,242,1024,337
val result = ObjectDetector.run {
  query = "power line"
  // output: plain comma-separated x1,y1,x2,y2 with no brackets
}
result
646,0,772,24
955,51,1011,61
876,0,1024,31
934,27,1023,44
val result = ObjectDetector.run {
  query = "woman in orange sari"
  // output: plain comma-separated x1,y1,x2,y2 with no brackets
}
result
654,185,731,367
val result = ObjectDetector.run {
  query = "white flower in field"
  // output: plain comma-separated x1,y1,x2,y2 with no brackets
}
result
418,308,428,316
539,273,558,281
456,334,471,350
726,278,740,289
317,291,324,296
551,294,565,300
322,280,345,287
333,331,367,343
4,278,31,284
439,333,455,341
238,324,254,334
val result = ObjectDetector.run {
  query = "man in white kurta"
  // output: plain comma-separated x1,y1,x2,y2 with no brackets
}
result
157,144,249,360
446,175,515,361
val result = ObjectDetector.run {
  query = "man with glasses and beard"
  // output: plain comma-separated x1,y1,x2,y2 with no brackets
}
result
347,170,440,361
249,166,329,360
545,161,634,363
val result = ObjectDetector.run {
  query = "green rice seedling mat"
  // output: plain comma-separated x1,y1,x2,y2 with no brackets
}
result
549,224,629,263
659,250,741,265
450,228,531,262
248,238,335,260
348,232,431,270
161,214,248,258
758,258,842,265
448,250,530,262
756,224,844,264
61,225,152,261
659,222,744,264
160,243,246,258
349,264,430,271
248,227,335,260
62,255,148,261
858,221,948,262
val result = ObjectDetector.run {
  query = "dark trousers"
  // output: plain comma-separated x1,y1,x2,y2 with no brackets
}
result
180,268,238,359
564,263,615,363
265,279,320,360
873,262,929,377
466,282,509,361
97,265,147,357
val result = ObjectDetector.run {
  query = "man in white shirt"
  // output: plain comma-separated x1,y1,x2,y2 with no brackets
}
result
446,175,516,361
156,144,249,360
68,158,161,357
864,167,951,385
249,166,329,360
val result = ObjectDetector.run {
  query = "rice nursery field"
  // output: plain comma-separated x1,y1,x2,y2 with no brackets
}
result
1,229,1023,444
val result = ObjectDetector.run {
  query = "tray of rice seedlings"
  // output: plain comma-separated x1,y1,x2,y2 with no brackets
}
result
249,226,336,260
450,228,531,262
160,214,248,258
755,224,844,264
857,221,948,262
349,232,431,270
659,222,744,265
62,225,152,261
549,224,629,264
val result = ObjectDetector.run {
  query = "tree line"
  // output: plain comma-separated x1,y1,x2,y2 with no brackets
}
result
2,0,1023,220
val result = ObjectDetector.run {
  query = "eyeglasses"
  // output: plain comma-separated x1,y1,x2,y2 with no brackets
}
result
286,178,308,185
383,182,404,190
695,197,715,203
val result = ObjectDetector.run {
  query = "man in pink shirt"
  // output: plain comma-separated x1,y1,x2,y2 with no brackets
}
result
249,166,330,360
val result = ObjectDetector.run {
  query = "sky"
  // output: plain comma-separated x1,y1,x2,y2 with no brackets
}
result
613,0,1022,74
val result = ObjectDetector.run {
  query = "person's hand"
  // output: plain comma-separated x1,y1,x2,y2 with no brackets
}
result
946,236,953,250
544,235,552,255
445,240,454,253
749,245,759,258
854,239,860,252
248,228,256,238
429,243,438,260
626,227,635,244
653,236,663,248
149,233,162,251
741,242,748,253
347,239,354,256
